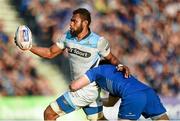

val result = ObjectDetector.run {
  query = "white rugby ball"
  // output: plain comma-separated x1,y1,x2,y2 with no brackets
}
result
15,25,32,50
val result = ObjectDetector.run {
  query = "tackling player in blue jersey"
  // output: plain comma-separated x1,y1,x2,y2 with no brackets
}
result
70,64,169,120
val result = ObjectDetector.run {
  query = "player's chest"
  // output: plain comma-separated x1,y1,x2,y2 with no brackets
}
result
65,40,99,58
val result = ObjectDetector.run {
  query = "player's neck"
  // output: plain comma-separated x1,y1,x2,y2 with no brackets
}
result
77,28,90,41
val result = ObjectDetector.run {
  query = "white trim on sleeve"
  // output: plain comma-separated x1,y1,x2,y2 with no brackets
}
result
84,74,91,83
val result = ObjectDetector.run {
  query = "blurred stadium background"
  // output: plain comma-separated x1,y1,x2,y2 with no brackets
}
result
0,0,179,120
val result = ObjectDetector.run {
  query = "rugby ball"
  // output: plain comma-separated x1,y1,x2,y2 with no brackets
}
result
15,25,32,50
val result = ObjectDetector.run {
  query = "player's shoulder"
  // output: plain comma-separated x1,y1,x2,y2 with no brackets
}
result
90,31,102,40
90,31,100,37
89,31,107,44
99,64,116,69
93,64,116,73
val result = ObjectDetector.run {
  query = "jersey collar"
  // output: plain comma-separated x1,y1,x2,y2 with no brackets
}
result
81,28,91,40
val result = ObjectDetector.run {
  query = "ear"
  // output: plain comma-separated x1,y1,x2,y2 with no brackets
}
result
83,20,88,26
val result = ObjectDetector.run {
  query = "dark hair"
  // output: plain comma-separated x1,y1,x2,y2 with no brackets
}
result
73,8,91,26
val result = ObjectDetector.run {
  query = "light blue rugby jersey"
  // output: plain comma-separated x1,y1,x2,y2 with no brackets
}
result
56,30,110,80
85,65,150,97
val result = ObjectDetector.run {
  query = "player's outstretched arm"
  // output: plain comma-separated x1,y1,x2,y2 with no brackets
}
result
105,52,130,78
14,25,64,59
30,44,64,59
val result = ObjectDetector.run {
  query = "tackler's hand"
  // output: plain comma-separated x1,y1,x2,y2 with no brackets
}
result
116,64,130,78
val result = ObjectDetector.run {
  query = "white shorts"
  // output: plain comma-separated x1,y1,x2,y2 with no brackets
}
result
50,82,104,120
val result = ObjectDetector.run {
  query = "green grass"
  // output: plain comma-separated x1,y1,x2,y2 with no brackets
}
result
0,96,87,120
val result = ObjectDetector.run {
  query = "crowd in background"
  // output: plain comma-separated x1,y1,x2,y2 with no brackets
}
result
8,0,180,97
0,19,53,96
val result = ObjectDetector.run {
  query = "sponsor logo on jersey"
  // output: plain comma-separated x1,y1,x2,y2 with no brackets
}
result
68,48,91,58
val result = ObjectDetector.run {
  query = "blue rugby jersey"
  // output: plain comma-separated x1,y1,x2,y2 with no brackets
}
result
85,65,150,97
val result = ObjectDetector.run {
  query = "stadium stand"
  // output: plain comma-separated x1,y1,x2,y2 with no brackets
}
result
0,0,67,96
9,0,179,97
0,0,179,120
